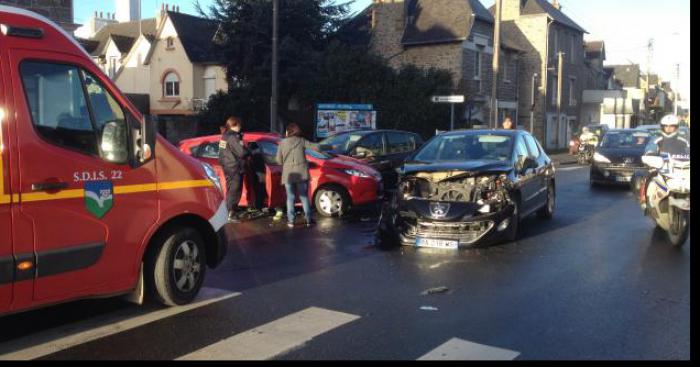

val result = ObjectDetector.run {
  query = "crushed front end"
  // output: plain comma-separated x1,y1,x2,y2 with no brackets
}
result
378,170,515,248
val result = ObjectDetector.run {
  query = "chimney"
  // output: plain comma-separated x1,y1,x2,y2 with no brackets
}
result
551,0,561,10
166,4,170,11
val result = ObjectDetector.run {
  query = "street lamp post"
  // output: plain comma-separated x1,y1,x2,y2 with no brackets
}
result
270,0,279,133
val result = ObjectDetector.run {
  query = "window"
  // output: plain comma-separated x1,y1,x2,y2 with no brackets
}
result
258,141,280,165
569,78,577,106
82,71,128,163
570,35,576,63
196,142,220,159
513,136,529,162
474,49,482,93
387,132,415,154
164,72,180,97
20,61,128,163
108,57,117,78
524,134,541,158
552,29,559,57
352,133,384,158
502,55,509,82
414,134,512,162
21,62,96,155
166,37,174,49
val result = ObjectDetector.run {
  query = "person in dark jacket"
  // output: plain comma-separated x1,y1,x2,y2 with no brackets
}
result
218,116,249,223
275,123,314,228
247,141,267,211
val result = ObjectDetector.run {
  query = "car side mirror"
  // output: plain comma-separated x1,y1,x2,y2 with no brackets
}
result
134,115,157,165
100,121,128,163
642,155,664,169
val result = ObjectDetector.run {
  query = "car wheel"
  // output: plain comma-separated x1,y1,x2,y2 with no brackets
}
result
314,186,350,217
538,182,555,219
505,196,520,242
146,227,207,306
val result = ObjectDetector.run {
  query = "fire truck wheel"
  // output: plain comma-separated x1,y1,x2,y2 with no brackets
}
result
149,227,207,306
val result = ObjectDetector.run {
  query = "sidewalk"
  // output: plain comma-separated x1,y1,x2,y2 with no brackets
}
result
548,151,579,166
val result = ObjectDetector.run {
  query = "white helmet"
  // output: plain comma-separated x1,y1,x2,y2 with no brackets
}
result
660,114,679,127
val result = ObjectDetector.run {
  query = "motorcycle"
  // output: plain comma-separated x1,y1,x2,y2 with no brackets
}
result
640,153,690,247
577,142,595,165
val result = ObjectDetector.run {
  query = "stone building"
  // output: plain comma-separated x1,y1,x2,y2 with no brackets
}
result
369,0,525,129
0,0,79,32
493,0,587,149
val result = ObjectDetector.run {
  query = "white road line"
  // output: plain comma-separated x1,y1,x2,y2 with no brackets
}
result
557,166,586,172
177,307,360,360
0,287,240,361
418,338,520,360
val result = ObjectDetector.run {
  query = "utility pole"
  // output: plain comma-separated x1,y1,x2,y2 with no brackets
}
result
490,0,502,129
530,73,538,134
556,52,564,147
645,38,654,122
674,63,680,116
270,0,279,133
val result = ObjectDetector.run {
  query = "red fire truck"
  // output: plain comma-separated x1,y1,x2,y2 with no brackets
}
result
0,6,228,316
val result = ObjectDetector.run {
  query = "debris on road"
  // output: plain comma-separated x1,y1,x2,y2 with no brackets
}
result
422,286,449,295
420,306,439,311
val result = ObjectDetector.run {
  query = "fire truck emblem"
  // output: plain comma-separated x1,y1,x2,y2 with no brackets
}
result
84,180,114,219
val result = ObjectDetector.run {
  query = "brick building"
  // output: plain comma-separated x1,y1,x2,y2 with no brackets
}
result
0,0,79,32
369,0,525,129
492,0,587,149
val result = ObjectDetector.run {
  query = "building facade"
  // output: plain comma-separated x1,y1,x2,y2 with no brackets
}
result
0,0,79,32
370,0,524,129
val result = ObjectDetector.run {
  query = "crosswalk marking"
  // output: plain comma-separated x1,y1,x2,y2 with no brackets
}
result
418,338,520,360
177,307,360,360
0,287,239,361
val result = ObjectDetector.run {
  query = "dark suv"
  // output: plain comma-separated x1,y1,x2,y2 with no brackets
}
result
318,130,424,189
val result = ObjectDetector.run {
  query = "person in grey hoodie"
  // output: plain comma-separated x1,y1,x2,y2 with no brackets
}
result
276,123,314,228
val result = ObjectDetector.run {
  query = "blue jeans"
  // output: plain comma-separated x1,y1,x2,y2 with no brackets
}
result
285,181,313,223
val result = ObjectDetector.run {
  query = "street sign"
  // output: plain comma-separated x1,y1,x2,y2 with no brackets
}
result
431,95,465,103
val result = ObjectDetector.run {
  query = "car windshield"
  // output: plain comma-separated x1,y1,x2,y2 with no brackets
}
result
412,133,513,162
319,132,368,152
601,131,650,148
586,125,605,136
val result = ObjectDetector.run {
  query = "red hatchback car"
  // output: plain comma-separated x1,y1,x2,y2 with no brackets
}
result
179,133,383,217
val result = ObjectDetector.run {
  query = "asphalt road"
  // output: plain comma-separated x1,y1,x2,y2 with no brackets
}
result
0,166,690,360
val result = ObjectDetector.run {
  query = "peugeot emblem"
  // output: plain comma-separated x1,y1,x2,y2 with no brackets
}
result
430,202,450,219
624,157,634,165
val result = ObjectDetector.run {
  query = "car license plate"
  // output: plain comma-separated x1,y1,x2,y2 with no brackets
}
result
615,176,631,182
415,237,459,249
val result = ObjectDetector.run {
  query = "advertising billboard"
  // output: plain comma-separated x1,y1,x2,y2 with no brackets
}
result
316,103,376,139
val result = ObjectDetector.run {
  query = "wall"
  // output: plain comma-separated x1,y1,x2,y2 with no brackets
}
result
147,17,194,115
114,37,152,94
0,0,78,31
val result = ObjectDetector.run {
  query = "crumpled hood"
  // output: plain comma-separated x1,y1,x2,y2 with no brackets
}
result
401,160,513,176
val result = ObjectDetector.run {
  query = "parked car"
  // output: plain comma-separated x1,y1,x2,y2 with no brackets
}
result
179,133,383,217
317,130,424,189
377,129,555,249
590,129,651,187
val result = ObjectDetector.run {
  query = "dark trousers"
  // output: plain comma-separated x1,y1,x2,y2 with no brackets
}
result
252,174,266,210
225,171,243,213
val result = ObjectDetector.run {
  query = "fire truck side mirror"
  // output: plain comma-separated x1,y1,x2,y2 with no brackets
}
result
135,115,157,164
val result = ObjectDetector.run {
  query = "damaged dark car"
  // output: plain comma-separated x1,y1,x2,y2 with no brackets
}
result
377,130,556,249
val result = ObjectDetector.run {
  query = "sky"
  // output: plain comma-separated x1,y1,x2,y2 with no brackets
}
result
74,0,690,101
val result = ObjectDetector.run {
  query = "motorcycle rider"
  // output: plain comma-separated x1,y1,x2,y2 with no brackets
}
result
646,114,690,157
579,126,599,147
637,114,690,210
